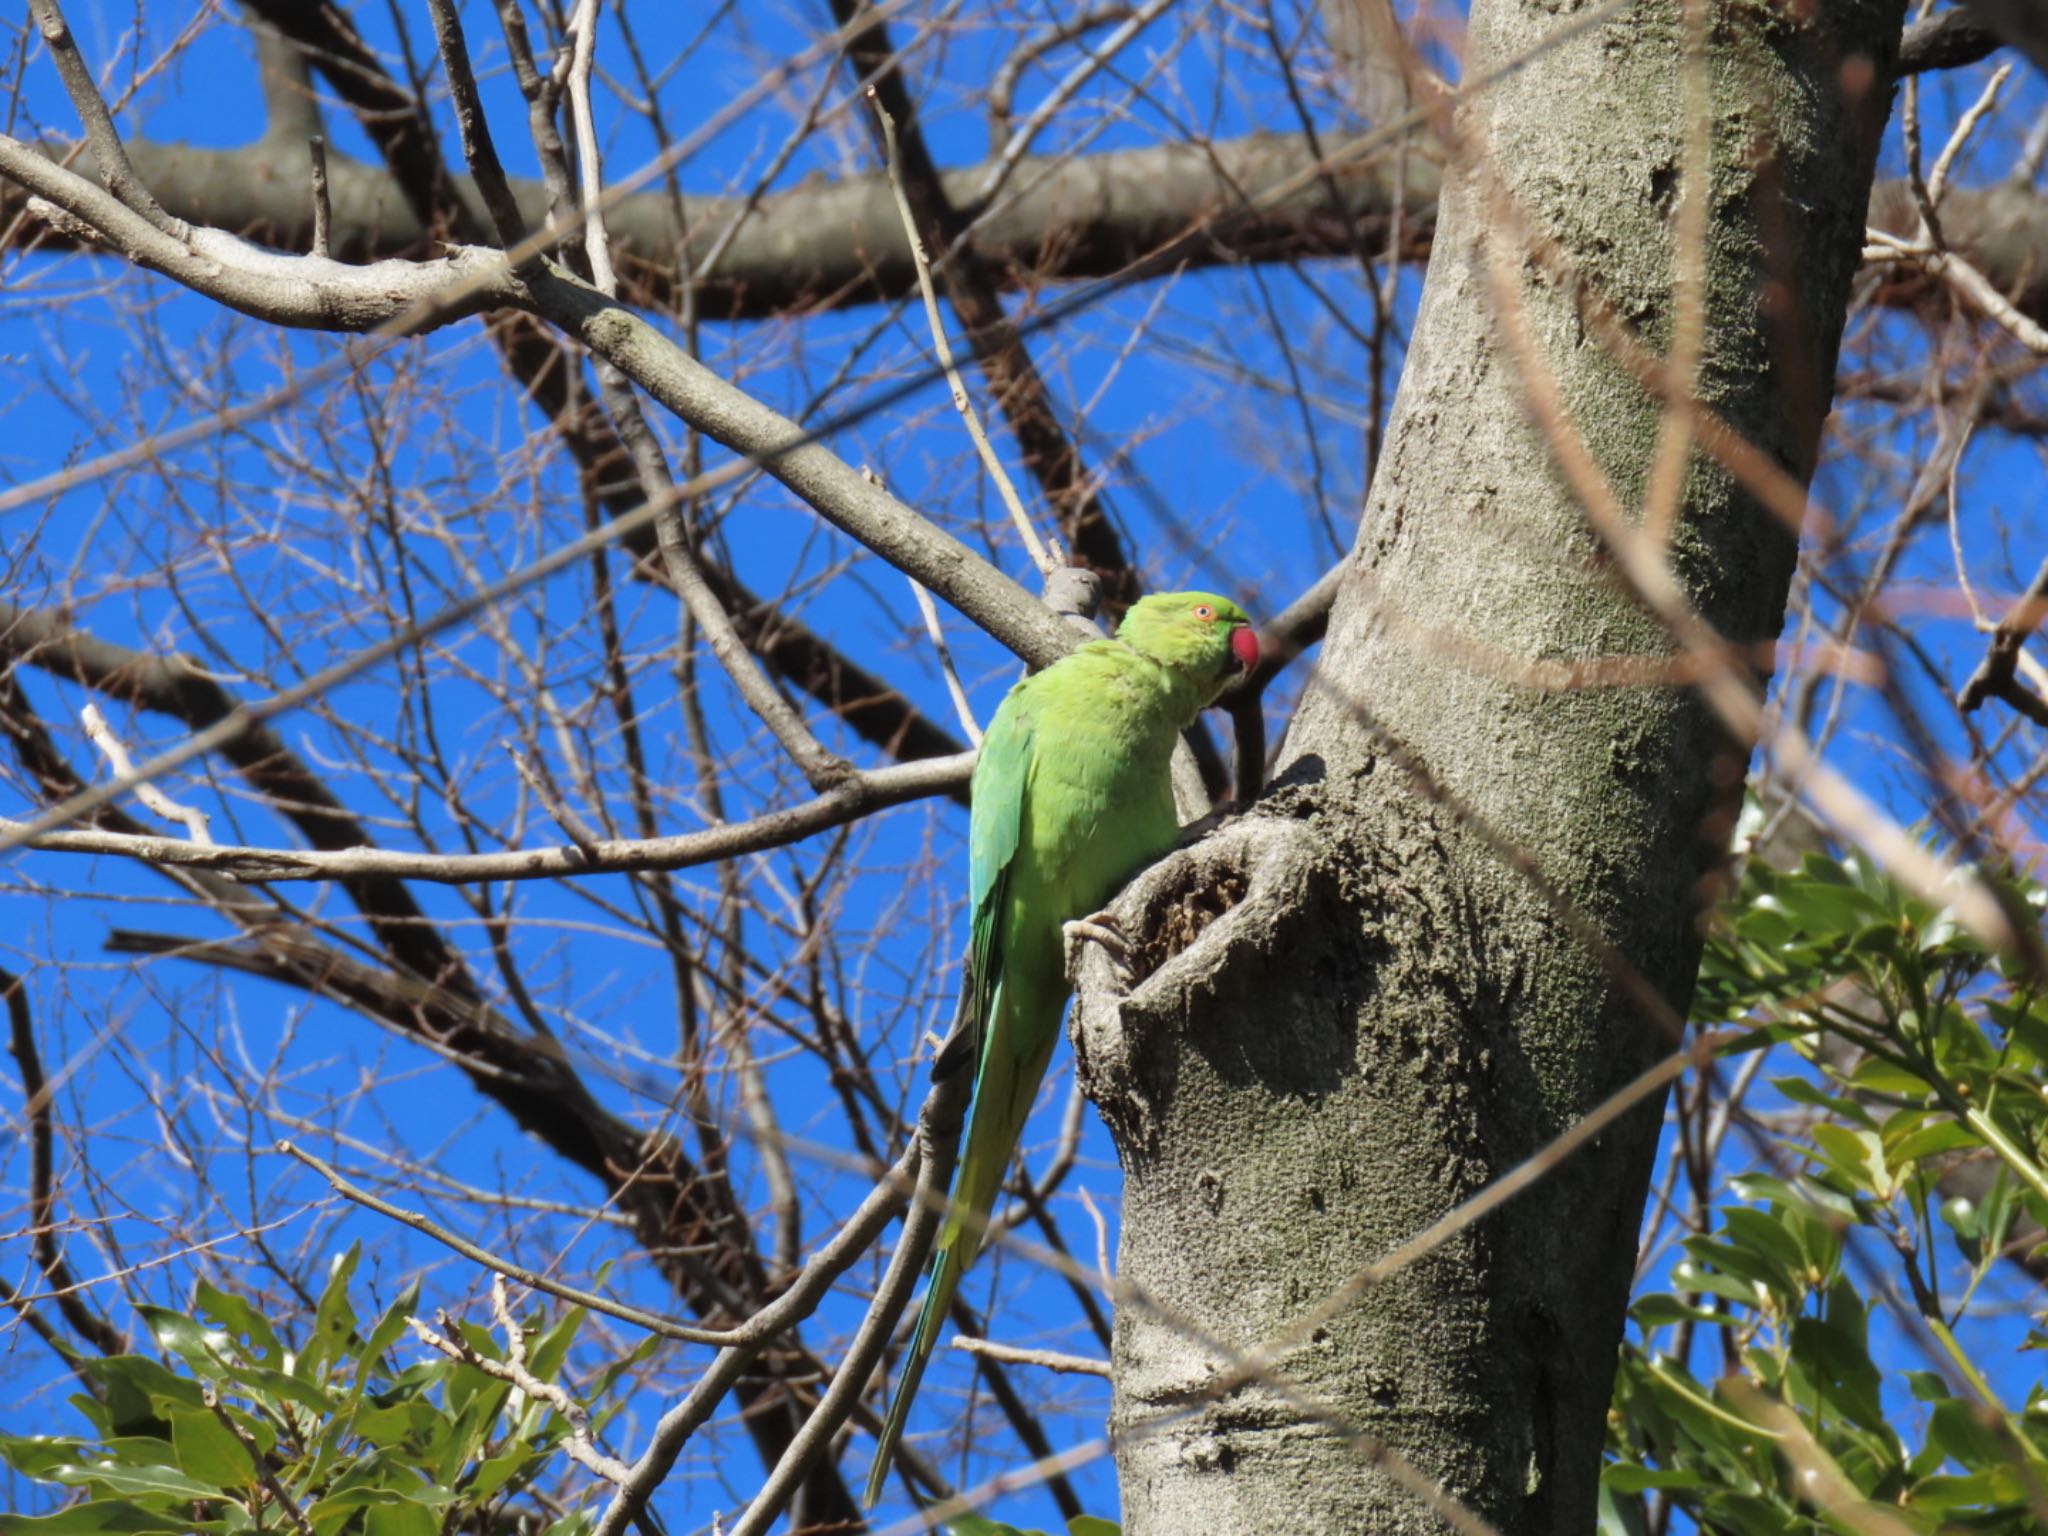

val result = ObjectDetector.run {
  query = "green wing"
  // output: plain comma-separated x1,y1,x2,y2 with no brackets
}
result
935,683,1034,1080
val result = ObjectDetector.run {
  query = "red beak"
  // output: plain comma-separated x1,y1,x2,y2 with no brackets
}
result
1229,624,1261,673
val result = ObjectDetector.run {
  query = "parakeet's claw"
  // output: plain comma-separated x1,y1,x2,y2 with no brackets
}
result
1063,913,1132,985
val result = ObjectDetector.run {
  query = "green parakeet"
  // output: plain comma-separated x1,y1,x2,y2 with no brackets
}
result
865,590,1259,1505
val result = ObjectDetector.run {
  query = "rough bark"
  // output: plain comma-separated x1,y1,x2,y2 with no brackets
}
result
1071,1,1903,1532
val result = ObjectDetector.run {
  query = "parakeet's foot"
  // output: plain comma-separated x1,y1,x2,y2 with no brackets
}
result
1063,912,1132,985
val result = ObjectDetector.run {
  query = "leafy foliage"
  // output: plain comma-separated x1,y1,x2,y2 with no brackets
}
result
1607,834,2048,1533
1,1246,621,1535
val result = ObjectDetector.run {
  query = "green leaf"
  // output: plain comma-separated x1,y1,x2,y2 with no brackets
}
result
1926,1399,2007,1469
221,1362,336,1418
1630,1294,1723,1326
82,1356,203,1433
1787,1316,1886,1433
168,1409,251,1489
194,1281,282,1366
1773,1076,1874,1126
1720,1207,1814,1291
51,1458,228,1500
1067,1520,1120,1536
359,1500,439,1536
1810,1123,1893,1199
1727,1172,1859,1223
138,1308,223,1379
2,1501,197,1533
466,1443,538,1504
306,1473,457,1517
357,1279,421,1385
1668,1259,1764,1307
1604,1463,1707,1493
1885,1116,1979,1169
300,1246,362,1383
1595,1476,1648,1536
525,1305,585,1384
944,1517,1045,1536
1,1435,95,1478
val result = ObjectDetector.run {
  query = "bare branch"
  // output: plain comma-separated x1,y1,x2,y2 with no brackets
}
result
283,1142,737,1345
523,263,1081,668
1957,553,2048,722
2,752,972,883
422,0,528,248
408,1294,632,1486
307,134,330,258
0,131,508,332
592,1124,950,1534
948,1335,1112,1378
202,1383,318,1536
872,86,1054,577
77,703,213,845
25,0,185,237
1897,7,2004,74
2,967,128,1357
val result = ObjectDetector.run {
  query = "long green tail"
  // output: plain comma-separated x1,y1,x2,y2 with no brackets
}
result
864,1236,965,1506
865,1055,1046,1502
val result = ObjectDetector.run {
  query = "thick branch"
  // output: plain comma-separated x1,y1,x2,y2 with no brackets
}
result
18,128,2048,338
0,131,506,331
2,128,1438,318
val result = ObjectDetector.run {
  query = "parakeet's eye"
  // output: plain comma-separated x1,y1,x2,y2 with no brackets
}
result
1192,604,1215,621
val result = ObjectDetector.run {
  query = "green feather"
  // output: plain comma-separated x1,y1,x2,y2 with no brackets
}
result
865,592,1252,1507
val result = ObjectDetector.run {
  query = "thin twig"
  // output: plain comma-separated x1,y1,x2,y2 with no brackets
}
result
407,1287,633,1486
985,7,1135,148
869,85,1054,576
79,703,213,844
556,0,614,292
909,578,982,746
973,0,1179,207
26,0,187,236
203,1383,318,1536
1929,63,2013,208
949,1336,1111,1378
421,0,528,247
1957,552,2048,721
723,1111,958,1536
3,967,127,1356
281,1140,735,1344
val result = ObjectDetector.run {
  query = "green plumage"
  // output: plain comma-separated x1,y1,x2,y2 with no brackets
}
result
865,591,1256,1506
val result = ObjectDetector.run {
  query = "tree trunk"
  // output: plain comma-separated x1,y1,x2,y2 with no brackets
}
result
1072,0,1904,1531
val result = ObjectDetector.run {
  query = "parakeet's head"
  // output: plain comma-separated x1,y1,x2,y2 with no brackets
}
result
1116,591,1259,697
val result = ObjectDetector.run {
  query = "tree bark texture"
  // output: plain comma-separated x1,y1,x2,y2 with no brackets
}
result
1071,1,1903,1532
